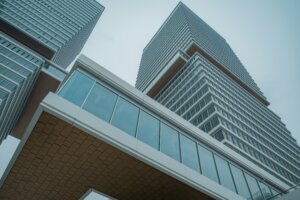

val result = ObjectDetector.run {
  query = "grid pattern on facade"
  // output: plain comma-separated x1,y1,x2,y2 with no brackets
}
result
154,54,300,185
136,3,265,102
0,0,104,68
0,33,43,143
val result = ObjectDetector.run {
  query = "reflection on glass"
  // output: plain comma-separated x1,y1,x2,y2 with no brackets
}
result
197,144,219,182
111,97,139,136
180,134,200,172
83,83,117,122
230,164,251,199
136,110,159,149
214,155,236,192
160,123,180,161
258,181,272,199
271,188,279,197
245,173,263,200
59,70,94,106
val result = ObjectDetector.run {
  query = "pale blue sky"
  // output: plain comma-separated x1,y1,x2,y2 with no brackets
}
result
82,0,300,144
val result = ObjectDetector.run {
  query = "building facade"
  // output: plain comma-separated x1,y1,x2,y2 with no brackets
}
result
0,0,104,68
0,0,104,143
0,33,44,142
136,2,300,187
0,55,290,200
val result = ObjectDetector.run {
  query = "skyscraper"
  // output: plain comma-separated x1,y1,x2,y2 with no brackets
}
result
136,2,300,186
0,0,104,68
0,0,104,142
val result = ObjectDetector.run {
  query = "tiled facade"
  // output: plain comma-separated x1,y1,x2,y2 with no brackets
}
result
0,112,211,200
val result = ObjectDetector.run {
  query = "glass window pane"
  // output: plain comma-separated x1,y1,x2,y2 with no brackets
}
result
83,83,117,122
197,144,219,182
180,134,200,172
111,97,139,136
271,188,279,196
136,111,159,149
258,181,272,199
245,173,263,200
214,155,236,192
59,70,94,106
160,123,180,161
230,164,251,199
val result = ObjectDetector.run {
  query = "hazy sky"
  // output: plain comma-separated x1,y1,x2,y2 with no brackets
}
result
82,0,300,144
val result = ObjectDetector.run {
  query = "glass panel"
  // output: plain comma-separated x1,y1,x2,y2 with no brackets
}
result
214,130,225,141
160,123,180,161
136,110,159,149
59,70,94,106
197,144,219,182
214,155,236,192
271,188,279,197
230,164,251,199
245,173,263,200
180,134,200,172
83,83,117,122
258,181,272,199
111,97,139,136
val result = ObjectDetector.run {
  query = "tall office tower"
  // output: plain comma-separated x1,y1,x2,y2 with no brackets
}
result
136,3,300,187
0,0,104,143
0,0,104,68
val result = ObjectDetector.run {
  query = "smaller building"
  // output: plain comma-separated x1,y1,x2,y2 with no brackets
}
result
0,55,289,200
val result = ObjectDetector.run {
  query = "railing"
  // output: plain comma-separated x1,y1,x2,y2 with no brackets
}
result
267,182,300,200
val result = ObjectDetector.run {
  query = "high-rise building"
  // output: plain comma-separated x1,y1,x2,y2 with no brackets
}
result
0,0,104,68
136,2,300,186
0,0,104,143
0,2,298,200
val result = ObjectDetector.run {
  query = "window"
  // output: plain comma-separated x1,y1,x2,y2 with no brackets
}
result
271,188,279,196
180,134,200,172
136,111,159,149
214,130,225,141
111,97,139,136
197,144,219,182
245,173,263,200
214,155,236,192
160,123,180,161
258,181,272,199
230,164,251,199
59,70,94,106
83,83,117,122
